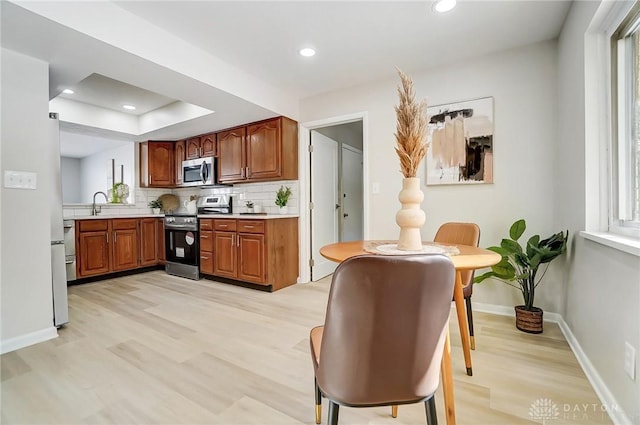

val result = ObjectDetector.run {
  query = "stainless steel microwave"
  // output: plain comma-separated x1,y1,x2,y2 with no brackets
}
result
182,157,215,187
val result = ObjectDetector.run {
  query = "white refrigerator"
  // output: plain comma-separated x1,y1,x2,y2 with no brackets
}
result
49,113,69,327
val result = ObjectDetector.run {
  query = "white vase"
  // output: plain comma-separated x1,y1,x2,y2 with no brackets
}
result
395,177,426,251
152,208,160,215
278,206,288,215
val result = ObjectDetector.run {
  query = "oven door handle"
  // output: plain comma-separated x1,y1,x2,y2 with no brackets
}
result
166,224,198,230
169,232,173,250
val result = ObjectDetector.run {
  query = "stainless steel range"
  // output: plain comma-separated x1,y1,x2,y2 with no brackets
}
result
164,214,200,280
197,194,232,215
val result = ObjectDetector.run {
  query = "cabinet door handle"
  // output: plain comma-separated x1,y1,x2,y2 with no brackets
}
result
245,166,249,177
237,235,240,247
114,233,117,243
231,234,235,246
149,175,152,184
244,225,254,229
106,233,109,244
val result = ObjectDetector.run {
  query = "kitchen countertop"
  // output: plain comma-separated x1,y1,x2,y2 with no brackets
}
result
70,213,298,220
69,214,165,220
197,213,299,220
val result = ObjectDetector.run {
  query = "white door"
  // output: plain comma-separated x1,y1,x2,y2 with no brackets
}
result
341,145,363,241
311,131,339,281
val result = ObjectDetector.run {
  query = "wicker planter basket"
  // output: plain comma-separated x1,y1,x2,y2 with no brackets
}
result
515,305,543,334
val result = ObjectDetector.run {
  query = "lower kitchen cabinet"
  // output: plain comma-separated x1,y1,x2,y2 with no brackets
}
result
76,217,165,279
112,219,139,271
203,217,298,291
77,221,110,277
199,219,214,275
140,218,159,266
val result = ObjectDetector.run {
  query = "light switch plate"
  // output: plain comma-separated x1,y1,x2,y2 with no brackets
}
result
4,170,37,189
372,182,380,194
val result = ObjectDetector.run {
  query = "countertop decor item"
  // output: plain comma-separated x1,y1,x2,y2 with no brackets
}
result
275,186,292,214
148,199,163,215
245,200,254,213
394,69,428,251
474,219,568,333
158,193,179,213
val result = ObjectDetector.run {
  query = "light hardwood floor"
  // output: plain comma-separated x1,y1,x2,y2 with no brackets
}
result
1,271,611,424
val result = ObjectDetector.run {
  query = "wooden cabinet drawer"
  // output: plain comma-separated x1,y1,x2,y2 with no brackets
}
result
214,219,237,231
200,252,214,275
200,230,213,252
237,220,265,234
112,218,138,230
200,219,214,231
78,219,108,232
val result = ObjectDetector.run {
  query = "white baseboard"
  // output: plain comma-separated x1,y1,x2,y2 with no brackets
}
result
0,326,58,355
473,302,632,425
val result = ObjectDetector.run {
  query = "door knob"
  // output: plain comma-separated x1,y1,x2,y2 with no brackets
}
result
343,213,349,218
335,204,341,210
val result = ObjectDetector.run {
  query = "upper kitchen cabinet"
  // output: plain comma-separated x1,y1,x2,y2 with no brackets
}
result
139,141,174,187
185,133,216,160
217,117,298,184
217,127,246,182
174,140,185,186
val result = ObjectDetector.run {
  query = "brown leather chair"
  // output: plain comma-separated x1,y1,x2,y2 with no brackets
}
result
310,254,455,425
434,222,481,350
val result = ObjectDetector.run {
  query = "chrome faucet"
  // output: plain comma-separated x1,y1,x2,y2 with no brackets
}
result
92,191,108,216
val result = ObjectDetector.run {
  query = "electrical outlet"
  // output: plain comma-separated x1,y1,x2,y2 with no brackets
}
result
624,342,636,380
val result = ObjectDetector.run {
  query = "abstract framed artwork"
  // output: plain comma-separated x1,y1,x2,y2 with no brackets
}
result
425,96,494,185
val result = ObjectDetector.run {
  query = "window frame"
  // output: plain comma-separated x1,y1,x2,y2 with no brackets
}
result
610,4,640,239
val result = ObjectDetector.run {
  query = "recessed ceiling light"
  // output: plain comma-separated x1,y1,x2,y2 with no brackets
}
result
62,89,74,94
299,48,316,57
433,0,456,13
122,104,136,110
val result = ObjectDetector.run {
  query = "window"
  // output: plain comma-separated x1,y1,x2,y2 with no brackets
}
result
612,5,640,239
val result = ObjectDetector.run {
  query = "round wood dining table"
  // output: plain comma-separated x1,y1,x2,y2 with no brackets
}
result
319,240,501,425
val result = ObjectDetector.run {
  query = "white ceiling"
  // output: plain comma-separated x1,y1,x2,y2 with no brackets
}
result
58,74,177,116
1,0,572,155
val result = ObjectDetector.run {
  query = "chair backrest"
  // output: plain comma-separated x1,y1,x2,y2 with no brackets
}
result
434,222,480,287
316,254,455,407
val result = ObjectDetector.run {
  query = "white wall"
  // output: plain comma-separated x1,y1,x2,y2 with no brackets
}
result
79,143,134,204
557,1,640,422
1,48,57,351
60,156,81,203
300,40,564,313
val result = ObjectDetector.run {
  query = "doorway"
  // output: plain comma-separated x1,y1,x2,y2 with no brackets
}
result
309,121,364,281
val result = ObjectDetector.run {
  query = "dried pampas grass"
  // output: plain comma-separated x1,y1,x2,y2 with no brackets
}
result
394,69,428,178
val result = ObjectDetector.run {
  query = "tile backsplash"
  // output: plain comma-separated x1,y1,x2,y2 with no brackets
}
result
63,182,299,217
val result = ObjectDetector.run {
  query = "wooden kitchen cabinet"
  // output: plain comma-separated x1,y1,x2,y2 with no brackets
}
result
77,220,110,277
207,218,298,290
217,127,246,183
76,218,165,279
157,219,165,264
199,218,214,275
139,218,158,266
174,140,185,186
140,141,174,187
186,133,216,160
217,117,298,184
111,219,139,271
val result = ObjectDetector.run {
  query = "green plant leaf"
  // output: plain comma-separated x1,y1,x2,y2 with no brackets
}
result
501,238,522,254
526,235,540,257
487,246,509,256
529,253,541,270
509,219,526,241
492,259,515,279
514,252,530,268
473,271,496,283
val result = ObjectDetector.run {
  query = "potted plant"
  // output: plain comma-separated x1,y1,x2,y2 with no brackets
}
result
148,199,163,214
474,219,568,334
245,200,255,213
275,186,292,214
